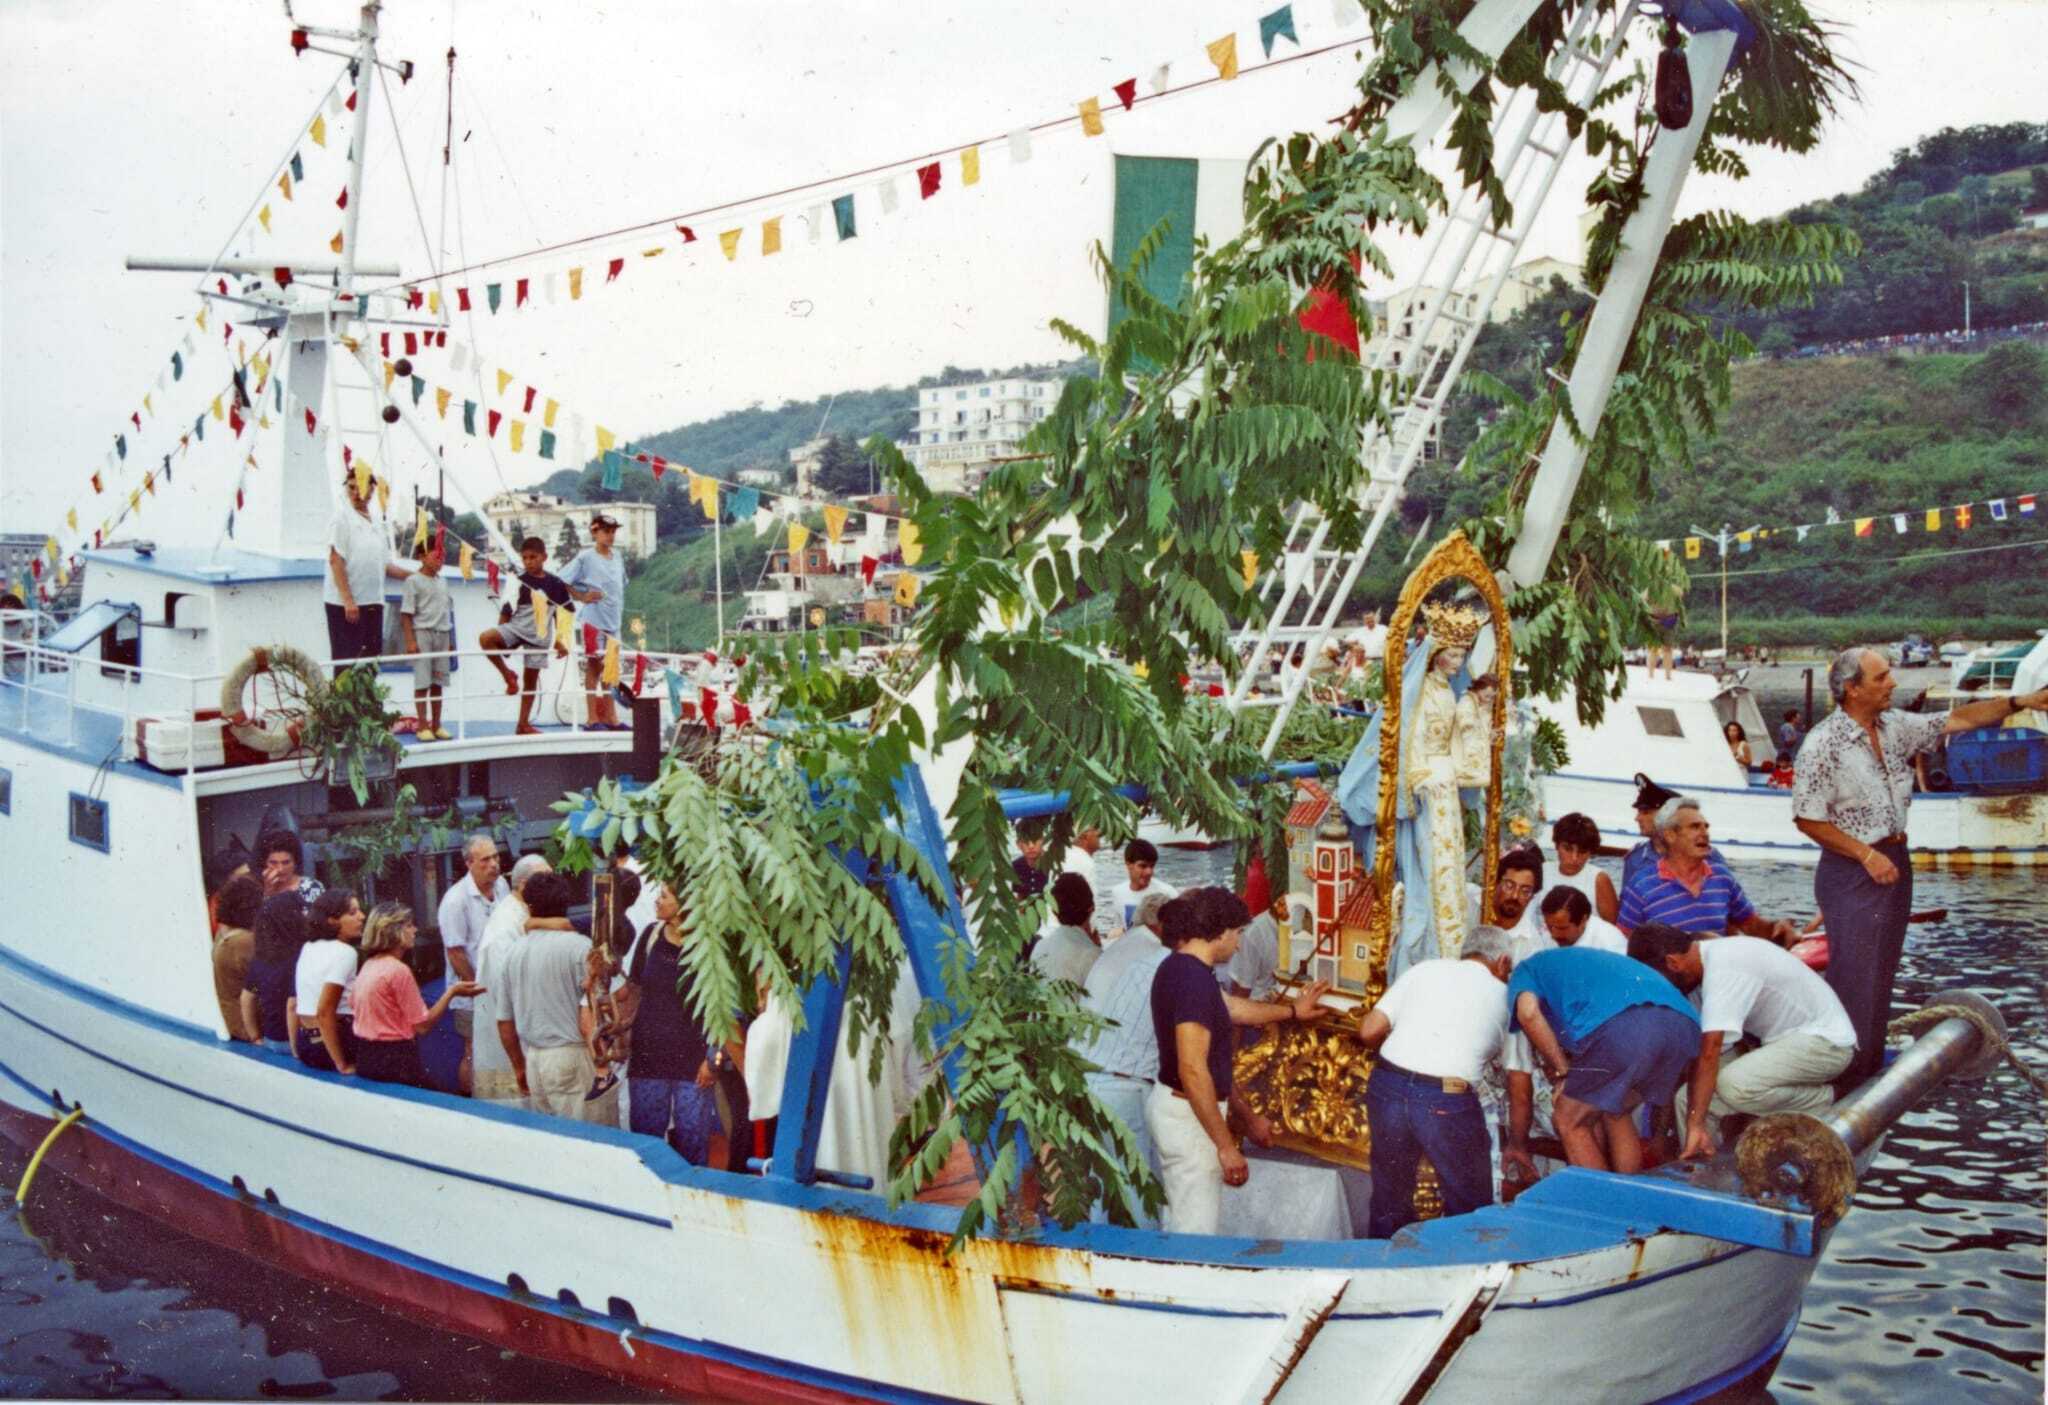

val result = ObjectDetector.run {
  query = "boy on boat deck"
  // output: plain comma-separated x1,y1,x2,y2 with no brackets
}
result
479,537,572,735
399,540,454,739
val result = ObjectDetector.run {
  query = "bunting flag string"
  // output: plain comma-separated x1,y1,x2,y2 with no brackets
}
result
1657,486,2045,566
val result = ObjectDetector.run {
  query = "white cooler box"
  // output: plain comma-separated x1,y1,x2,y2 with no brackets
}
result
127,715,228,772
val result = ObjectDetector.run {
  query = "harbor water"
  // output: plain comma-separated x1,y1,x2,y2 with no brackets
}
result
2,856,2041,1401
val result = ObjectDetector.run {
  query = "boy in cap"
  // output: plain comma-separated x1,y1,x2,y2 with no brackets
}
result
560,512,627,730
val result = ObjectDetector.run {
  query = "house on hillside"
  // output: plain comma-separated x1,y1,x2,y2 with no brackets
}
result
481,491,657,559
897,374,1063,494
789,437,832,497
736,466,784,488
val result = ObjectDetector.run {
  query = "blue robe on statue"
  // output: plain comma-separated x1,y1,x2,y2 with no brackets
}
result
1333,636,1479,983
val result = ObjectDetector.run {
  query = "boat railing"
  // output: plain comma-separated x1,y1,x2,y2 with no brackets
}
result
0,615,719,778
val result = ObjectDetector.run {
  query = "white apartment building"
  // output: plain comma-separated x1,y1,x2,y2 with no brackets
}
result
898,375,1063,494
481,491,659,559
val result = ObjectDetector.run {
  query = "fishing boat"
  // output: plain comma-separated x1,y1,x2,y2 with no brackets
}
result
0,2,2022,1401
1531,658,2048,868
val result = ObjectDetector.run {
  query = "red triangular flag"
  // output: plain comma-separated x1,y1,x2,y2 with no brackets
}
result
457,287,471,311
917,162,941,199
230,407,246,437
343,444,353,466
305,408,317,435
434,520,447,556
606,258,624,282
860,555,878,585
407,288,423,309
30,558,42,580
380,332,391,358
345,89,357,111
515,277,530,307
632,652,649,693
523,386,537,413
131,412,141,431
435,330,447,348
274,265,293,287
487,409,502,438
236,488,245,510
404,332,417,355
336,187,348,209
1113,78,1138,110
651,459,666,479
676,224,697,243
91,472,102,494
486,558,501,593
1298,252,1364,359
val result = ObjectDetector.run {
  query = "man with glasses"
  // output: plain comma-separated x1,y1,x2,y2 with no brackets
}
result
1617,798,1798,943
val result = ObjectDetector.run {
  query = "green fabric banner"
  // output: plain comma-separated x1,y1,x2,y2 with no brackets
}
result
1106,155,1199,363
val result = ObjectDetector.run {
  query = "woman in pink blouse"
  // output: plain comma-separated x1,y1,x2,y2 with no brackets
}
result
351,903,481,1088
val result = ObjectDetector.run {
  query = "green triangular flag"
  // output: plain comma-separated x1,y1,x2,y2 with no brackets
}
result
411,375,425,405
463,400,476,434
486,283,502,314
538,429,556,460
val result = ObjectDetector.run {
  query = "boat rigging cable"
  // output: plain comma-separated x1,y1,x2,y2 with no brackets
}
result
359,31,1367,297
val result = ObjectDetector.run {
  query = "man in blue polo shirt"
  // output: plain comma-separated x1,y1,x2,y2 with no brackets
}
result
1507,946,1702,1174
1617,797,1798,943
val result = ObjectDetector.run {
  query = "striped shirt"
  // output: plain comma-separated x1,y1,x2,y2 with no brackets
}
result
1074,928,1171,1080
1617,853,1756,934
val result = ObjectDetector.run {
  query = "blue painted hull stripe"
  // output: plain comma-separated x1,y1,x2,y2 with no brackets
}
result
0,1055,969,1405
1649,1312,1798,1404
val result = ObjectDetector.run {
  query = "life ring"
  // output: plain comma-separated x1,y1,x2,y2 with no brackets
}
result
221,644,326,754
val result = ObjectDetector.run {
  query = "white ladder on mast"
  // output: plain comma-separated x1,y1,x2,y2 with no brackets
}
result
1227,0,1640,758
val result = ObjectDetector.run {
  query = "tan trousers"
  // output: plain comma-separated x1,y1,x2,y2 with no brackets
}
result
1678,1033,1854,1137
1146,1083,1226,1235
523,1044,600,1122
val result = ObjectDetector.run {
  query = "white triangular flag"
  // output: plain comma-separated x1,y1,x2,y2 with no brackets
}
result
1824,507,1841,525
328,90,344,115
1893,514,1907,533
1149,63,1172,94
875,176,899,215
1008,127,1033,163
1795,524,1810,542
570,414,587,454
754,507,776,538
451,344,469,373
806,204,824,243
545,272,559,304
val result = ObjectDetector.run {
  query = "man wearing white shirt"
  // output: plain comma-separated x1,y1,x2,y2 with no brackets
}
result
436,835,510,1091
1108,838,1179,935
1539,886,1628,956
1356,925,1514,1236
1628,926,1857,1158
1348,610,1389,664
470,854,549,1106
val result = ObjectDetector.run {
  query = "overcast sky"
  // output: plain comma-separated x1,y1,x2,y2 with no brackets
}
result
2,0,2040,546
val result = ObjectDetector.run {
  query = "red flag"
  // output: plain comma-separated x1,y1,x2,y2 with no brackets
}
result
457,287,471,311
700,688,718,723
860,555,878,585
434,520,447,556
583,622,599,656
632,653,649,693
1298,251,1363,359
606,258,624,282
131,412,141,431
30,558,41,580
91,472,102,494
236,488,244,510
380,332,391,358
343,445,353,466
486,558,500,593
523,386,537,413
487,409,502,437
345,88,357,111
651,459,666,479
336,187,348,209
404,332,417,355
515,278,530,307
217,278,227,295
305,408,317,435
230,406,246,437
94,529,103,548
435,330,447,348
1113,77,1138,110
274,266,293,287
224,320,233,343
917,162,941,199
407,288,423,309
676,224,697,243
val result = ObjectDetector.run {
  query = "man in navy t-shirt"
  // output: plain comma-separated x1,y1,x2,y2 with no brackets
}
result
1507,946,1702,1174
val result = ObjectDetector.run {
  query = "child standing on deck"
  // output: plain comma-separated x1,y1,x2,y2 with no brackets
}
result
400,541,455,740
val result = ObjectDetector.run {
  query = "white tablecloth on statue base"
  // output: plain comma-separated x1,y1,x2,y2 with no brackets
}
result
1217,1156,1351,1241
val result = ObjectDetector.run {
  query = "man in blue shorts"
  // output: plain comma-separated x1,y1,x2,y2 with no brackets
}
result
1507,946,1702,1174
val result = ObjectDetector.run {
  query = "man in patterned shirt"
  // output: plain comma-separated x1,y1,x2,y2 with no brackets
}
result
1794,647,2048,1078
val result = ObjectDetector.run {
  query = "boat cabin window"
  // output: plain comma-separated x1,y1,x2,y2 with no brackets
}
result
1637,705,1684,738
100,612,141,679
68,792,109,852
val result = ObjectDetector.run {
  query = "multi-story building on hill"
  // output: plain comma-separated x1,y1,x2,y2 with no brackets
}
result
897,375,1064,493
481,492,658,559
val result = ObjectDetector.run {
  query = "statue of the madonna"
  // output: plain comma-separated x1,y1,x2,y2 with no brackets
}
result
1335,601,1497,979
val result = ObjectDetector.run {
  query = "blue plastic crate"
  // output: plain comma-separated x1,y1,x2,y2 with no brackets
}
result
1945,726,2047,795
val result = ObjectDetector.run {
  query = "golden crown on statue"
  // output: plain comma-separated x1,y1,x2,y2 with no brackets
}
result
1419,601,1486,651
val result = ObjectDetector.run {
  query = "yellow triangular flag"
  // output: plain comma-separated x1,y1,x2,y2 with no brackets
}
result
642,246,665,258
1684,537,1701,559
568,267,583,300
196,307,208,332
427,290,440,314
697,477,718,521
894,572,920,607
531,588,549,639
595,426,616,457
354,462,371,500
555,606,577,647
45,536,60,561
719,229,742,261
1207,33,1239,80
66,508,78,531
330,230,344,254
279,172,293,201
823,504,848,544
496,368,513,397
374,474,389,514
435,386,452,419
1240,549,1258,588
898,520,923,565
509,420,525,453
1078,97,1104,136
459,543,475,580
143,471,156,496
143,392,153,415
310,114,327,147
57,560,69,588
788,522,810,554
601,637,621,687
961,146,981,186
383,361,397,391
258,205,272,232
1735,529,1753,548
686,471,707,509
128,489,141,513
211,395,225,422
543,398,559,428
762,217,782,256
1925,507,1941,531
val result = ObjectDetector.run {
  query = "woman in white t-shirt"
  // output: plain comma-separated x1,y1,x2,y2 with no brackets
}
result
292,888,366,1074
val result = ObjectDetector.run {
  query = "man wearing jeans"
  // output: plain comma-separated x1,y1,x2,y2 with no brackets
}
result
1357,925,1514,1238
613,882,725,1165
